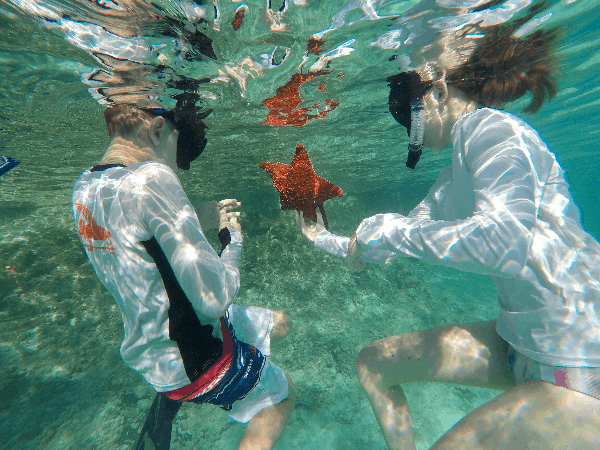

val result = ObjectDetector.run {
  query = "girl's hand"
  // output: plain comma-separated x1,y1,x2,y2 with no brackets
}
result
295,210,326,242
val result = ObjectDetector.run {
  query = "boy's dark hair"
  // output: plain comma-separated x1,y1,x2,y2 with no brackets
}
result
160,92,211,170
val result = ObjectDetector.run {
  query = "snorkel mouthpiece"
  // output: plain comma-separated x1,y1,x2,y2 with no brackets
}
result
406,98,425,169
406,144,422,169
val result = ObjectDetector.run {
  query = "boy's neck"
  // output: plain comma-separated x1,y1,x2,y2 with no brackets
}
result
100,138,159,167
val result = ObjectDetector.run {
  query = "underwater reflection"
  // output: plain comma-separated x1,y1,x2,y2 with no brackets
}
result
3,0,560,113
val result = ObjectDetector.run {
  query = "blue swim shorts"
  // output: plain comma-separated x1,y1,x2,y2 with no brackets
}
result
189,306,288,423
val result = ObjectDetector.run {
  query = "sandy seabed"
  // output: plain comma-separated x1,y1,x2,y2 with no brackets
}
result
0,197,500,449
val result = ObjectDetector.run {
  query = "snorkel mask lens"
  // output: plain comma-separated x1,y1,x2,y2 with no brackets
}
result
387,71,431,169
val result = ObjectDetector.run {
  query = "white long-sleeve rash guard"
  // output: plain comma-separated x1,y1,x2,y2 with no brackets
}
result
315,108,600,368
72,161,242,391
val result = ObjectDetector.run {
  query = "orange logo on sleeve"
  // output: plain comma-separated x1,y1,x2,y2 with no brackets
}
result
74,203,116,254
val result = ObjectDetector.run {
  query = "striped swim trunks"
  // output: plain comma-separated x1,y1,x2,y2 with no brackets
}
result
165,307,288,423
188,317,267,411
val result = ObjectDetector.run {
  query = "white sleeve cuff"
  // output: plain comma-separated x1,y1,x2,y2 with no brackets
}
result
313,229,350,258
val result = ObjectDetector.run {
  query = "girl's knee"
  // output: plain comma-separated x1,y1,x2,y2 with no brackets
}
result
356,342,379,387
271,310,292,342
355,333,431,388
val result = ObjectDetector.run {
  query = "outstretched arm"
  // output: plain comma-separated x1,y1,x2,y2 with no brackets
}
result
295,209,351,257
295,209,367,270
354,111,539,277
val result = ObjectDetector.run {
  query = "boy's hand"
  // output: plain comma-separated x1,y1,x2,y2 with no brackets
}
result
218,199,242,233
196,199,241,232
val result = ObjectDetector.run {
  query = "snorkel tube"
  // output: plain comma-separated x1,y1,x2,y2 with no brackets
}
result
406,99,425,169
387,71,430,170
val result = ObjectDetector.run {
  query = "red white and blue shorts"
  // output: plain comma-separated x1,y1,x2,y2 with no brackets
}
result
165,305,289,423
508,345,600,400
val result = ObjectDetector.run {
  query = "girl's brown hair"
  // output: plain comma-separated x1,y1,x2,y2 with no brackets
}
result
446,3,561,113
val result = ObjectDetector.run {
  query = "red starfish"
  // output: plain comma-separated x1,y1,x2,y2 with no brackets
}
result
231,8,245,30
259,144,342,228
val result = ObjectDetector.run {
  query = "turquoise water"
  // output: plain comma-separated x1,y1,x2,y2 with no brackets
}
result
1,0,599,449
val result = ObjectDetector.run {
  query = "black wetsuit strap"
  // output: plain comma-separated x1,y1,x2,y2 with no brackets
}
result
90,163,127,172
142,237,223,382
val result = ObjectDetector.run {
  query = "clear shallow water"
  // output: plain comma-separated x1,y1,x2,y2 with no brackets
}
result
1,0,599,449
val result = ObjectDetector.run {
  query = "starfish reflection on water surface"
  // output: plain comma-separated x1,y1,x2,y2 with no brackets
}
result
259,144,342,229
260,71,340,127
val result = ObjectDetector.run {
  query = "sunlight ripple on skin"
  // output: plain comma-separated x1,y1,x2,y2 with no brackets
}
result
383,397,412,438
379,332,423,360
356,370,413,443
435,326,491,383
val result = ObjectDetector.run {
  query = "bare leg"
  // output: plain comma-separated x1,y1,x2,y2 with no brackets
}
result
432,379,600,449
236,310,294,449
355,320,514,450
270,310,292,345
238,374,296,450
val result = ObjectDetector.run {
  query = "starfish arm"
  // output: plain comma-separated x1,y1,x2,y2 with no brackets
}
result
300,205,318,223
259,162,289,192
289,144,317,176
313,175,343,205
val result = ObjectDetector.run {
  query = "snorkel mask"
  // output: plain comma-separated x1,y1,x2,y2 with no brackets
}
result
387,71,432,169
143,93,212,170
